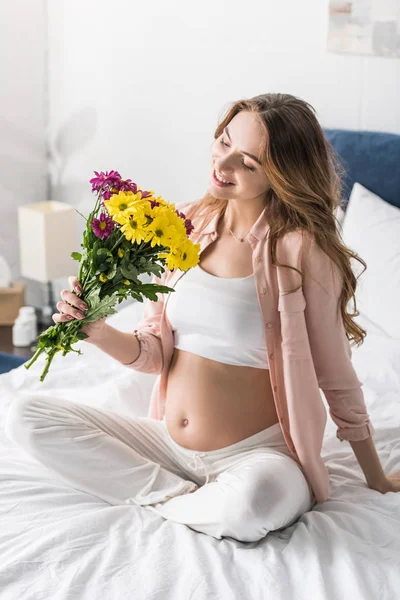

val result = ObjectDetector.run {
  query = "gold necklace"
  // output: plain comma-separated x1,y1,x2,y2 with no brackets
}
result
227,224,252,243
226,208,252,243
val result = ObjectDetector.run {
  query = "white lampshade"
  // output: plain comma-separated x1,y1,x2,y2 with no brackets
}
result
18,201,79,283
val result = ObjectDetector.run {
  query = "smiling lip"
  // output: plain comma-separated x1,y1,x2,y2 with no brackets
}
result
212,169,235,186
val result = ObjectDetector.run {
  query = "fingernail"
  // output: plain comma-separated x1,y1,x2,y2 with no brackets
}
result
79,303,88,310
75,286,82,294
77,313,85,319
66,315,73,320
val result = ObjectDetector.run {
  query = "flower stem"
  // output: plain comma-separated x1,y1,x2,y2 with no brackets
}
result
24,347,44,370
40,349,58,382
110,232,126,254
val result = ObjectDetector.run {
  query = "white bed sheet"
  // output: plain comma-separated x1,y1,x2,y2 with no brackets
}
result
0,303,399,600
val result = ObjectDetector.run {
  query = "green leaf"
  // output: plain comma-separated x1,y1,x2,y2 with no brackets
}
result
71,252,82,261
106,262,117,280
120,263,139,280
130,283,175,301
94,247,114,272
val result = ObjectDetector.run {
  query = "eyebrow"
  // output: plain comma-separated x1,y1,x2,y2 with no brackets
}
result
224,127,262,166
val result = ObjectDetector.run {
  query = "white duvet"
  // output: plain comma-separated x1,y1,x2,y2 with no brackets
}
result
0,302,399,600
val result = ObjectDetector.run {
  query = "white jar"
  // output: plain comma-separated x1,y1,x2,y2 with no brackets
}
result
12,306,38,347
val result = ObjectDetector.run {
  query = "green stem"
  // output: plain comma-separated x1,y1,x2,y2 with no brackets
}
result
85,279,99,296
24,347,44,370
74,208,88,221
88,187,104,223
82,269,92,292
40,349,59,382
110,232,126,254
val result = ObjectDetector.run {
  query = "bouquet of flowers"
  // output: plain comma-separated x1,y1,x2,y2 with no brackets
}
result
24,170,200,382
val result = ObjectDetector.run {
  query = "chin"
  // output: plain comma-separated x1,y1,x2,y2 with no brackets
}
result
208,182,235,201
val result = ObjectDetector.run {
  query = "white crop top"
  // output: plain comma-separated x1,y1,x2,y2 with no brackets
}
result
165,264,269,369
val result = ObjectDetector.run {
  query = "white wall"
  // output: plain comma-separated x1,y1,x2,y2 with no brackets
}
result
3,0,400,311
0,1,47,308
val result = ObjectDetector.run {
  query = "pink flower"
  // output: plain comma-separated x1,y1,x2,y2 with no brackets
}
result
90,212,115,239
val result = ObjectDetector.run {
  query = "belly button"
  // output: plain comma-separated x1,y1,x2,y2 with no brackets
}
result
182,418,189,426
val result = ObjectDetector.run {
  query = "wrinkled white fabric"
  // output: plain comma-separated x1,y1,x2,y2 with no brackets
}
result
5,395,314,542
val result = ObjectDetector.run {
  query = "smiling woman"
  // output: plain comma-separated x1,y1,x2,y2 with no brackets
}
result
207,111,270,228
4,93,381,545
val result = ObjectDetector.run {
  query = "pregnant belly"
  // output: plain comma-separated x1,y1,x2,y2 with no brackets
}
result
164,348,280,452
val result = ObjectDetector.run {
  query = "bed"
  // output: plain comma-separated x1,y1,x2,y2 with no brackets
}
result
1,128,400,599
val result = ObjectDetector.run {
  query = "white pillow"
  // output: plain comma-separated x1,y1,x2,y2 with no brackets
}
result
341,182,400,339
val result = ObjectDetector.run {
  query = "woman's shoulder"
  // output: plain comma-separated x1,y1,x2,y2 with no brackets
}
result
275,228,313,265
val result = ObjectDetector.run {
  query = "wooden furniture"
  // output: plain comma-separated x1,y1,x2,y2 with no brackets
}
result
0,282,25,325
0,324,47,359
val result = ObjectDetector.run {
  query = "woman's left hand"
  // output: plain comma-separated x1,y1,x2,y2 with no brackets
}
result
374,471,400,493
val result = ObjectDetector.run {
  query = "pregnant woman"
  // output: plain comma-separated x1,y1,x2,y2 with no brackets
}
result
5,93,379,543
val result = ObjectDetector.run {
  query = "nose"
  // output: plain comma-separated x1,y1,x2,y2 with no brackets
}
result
212,142,235,175
214,155,234,173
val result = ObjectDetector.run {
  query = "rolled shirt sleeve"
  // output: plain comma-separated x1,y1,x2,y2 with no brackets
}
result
122,272,166,375
302,235,375,442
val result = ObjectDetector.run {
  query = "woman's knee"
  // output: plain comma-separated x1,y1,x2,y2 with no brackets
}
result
4,395,51,445
254,459,313,530
216,458,313,542
211,469,269,542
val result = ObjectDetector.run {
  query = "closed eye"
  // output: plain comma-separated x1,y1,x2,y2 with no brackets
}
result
219,139,256,172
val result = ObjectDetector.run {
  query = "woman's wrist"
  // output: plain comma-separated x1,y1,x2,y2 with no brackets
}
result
368,478,391,493
83,323,141,364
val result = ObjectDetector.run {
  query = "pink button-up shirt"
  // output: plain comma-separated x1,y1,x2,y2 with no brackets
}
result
124,200,375,504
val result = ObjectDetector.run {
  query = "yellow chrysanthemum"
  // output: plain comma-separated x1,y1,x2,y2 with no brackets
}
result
99,273,108,282
120,210,148,244
142,213,176,248
57,344,65,351
118,248,125,258
116,203,146,224
141,204,186,248
151,195,169,208
158,239,201,271
104,191,143,220
123,280,131,286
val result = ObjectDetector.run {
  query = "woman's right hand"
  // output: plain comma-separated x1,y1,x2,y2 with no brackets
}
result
52,275,107,341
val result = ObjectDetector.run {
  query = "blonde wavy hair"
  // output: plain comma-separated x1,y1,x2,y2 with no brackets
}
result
183,93,367,347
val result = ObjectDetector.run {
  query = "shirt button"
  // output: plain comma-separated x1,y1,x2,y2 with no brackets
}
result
266,322,273,329
273,385,278,391
279,417,284,423
261,287,267,295
255,256,262,263
269,352,274,359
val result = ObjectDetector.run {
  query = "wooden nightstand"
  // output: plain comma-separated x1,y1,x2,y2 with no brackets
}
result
0,325,49,359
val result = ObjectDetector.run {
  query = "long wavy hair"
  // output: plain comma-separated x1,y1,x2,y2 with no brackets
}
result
184,93,367,347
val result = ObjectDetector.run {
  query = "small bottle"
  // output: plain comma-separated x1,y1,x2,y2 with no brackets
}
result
12,306,38,347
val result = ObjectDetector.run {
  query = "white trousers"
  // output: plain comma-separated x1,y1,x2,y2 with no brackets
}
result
4,395,316,543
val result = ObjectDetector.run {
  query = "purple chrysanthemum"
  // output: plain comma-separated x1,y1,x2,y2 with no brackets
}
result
89,170,153,202
176,210,194,237
89,170,122,193
90,212,115,239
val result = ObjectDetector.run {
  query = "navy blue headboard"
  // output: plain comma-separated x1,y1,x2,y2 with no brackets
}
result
322,128,400,210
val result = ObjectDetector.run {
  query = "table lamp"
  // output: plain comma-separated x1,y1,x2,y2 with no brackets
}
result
17,201,79,328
